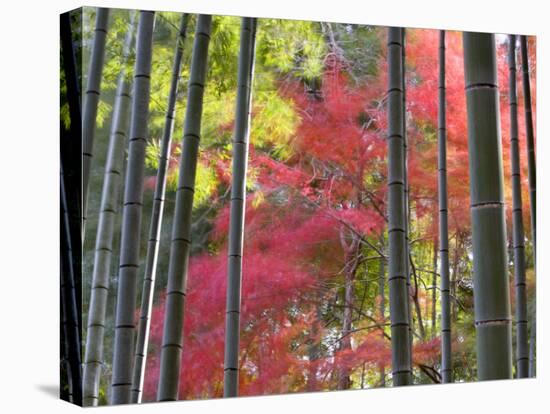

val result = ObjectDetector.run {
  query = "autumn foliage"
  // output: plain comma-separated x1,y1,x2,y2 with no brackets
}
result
135,28,535,400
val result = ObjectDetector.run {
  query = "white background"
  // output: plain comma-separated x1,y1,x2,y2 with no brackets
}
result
0,0,548,412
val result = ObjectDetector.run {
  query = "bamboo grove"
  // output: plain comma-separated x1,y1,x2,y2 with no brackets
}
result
60,8,537,406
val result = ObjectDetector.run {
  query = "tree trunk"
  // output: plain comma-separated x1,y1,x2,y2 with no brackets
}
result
411,266,426,340
450,236,460,321
111,11,155,405
306,302,322,392
131,14,190,404
223,16,258,398
463,32,512,380
82,14,136,406
401,29,414,360
519,36,536,257
337,231,359,390
378,251,386,387
82,7,110,240
507,35,529,378
529,316,536,376
438,30,452,383
431,237,437,339
386,27,412,386
157,14,213,402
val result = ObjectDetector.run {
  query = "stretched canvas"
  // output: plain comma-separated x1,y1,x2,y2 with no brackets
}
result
59,5,537,407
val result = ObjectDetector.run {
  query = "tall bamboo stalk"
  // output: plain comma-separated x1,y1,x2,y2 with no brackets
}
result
463,32,512,380
82,14,136,406
111,11,155,405
82,7,110,239
507,35,529,378
520,35,536,379
223,16,257,398
438,30,452,383
131,14,190,404
60,12,83,404
157,14,213,402
402,29,413,358
386,27,412,386
61,163,83,405
519,36,536,257
60,12,83,309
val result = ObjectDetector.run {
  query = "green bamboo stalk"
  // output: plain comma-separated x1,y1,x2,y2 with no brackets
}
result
156,14,213,402
463,32,512,381
111,11,155,405
402,29,414,360
438,30,452,383
131,14,190,404
82,7,110,239
507,35,529,378
82,14,136,406
387,27,412,386
223,16,257,398
519,36,536,258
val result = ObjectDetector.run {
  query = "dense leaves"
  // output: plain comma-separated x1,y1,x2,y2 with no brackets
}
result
79,7,537,403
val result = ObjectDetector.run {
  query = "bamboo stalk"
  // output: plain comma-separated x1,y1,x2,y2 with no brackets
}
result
401,29,414,361
519,36,536,258
463,32,512,380
223,16,257,398
387,27,412,386
82,7,110,240
157,14,213,402
131,14,190,404
61,163,83,405
82,13,136,406
507,35,529,378
60,11,83,404
111,11,156,405
438,30,452,383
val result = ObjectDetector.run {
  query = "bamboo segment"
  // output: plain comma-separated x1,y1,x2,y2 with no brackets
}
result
131,14,190,404
223,17,257,398
507,35,529,378
463,32,512,380
82,8,110,239
438,30,452,383
157,14,213,402
519,36,536,259
82,14,136,406
387,27,412,386
111,11,155,405
61,163,83,406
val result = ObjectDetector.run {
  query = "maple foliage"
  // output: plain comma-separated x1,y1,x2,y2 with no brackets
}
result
136,26,536,400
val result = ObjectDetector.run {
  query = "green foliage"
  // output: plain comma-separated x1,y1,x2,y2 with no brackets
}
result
144,138,162,169
257,19,326,80
252,89,300,159
331,24,383,80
